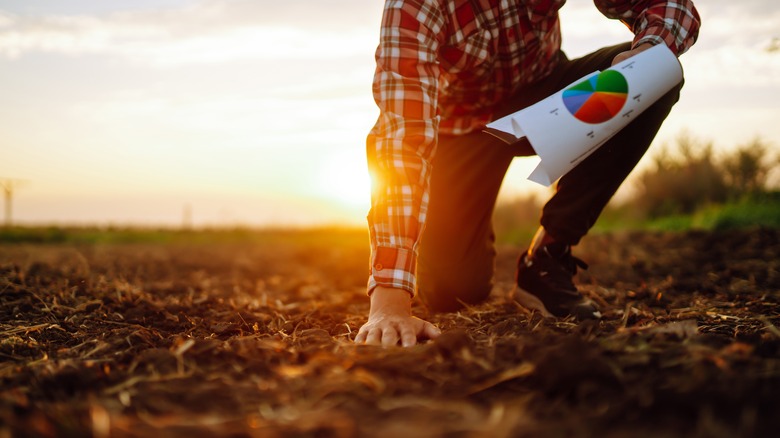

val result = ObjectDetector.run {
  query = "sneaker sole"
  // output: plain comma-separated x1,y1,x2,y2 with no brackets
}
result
513,286,603,320
512,286,555,318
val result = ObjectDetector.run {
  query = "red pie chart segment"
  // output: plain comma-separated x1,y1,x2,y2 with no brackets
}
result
562,70,628,124
575,96,613,124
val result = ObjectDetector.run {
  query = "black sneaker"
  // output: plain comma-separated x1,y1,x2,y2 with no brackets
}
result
515,243,601,320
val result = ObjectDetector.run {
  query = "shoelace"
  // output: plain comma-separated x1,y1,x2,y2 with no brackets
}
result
540,245,588,274
522,249,584,298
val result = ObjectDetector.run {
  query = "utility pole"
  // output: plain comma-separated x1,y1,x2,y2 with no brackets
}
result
0,178,27,227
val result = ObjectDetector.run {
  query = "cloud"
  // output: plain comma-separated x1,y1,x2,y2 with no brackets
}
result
0,13,161,58
678,2,780,88
698,0,780,17
0,0,381,65
0,11,14,27
184,0,383,31
694,1,780,48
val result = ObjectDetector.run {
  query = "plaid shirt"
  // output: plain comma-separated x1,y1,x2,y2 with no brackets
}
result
366,0,700,297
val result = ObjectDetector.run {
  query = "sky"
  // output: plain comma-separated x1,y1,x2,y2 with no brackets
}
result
1,0,778,227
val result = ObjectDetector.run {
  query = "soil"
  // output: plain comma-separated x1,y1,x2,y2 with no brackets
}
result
1,228,779,437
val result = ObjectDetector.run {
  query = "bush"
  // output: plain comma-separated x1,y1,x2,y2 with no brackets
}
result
635,132,728,217
633,132,777,219
721,137,777,197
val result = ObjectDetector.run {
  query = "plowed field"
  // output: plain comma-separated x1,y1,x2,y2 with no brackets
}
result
2,228,779,437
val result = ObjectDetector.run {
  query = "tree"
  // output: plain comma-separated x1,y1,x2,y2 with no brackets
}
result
721,137,776,196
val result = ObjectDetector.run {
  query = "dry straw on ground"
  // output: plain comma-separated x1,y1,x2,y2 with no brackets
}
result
1,228,779,437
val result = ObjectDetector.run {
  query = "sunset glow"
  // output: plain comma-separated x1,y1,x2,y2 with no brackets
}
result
315,150,371,210
1,0,778,227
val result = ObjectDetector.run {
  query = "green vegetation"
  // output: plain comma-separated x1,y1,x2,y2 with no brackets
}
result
616,133,779,232
0,225,368,246
492,194,545,245
650,192,780,231
595,192,780,233
495,133,779,243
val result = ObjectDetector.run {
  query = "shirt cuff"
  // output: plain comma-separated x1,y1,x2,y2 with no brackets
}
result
366,246,417,299
633,35,662,48
634,24,677,54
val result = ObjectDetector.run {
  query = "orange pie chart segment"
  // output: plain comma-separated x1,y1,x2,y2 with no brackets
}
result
562,70,628,124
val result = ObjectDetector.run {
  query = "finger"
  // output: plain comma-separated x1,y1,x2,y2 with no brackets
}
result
611,53,629,66
365,328,382,345
354,329,367,344
381,327,400,347
400,326,417,347
422,322,442,340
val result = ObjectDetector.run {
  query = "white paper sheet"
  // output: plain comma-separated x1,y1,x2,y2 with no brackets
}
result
484,44,683,186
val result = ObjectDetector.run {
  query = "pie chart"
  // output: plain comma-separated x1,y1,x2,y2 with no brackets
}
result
562,70,628,124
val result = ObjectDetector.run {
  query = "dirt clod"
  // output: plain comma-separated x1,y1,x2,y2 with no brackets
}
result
1,228,779,437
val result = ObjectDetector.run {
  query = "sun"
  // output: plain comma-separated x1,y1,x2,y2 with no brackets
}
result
316,150,372,210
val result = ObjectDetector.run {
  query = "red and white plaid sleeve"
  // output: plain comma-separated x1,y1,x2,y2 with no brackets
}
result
595,0,701,55
366,0,445,298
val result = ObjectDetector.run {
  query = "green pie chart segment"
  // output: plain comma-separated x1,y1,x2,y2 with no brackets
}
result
562,70,628,124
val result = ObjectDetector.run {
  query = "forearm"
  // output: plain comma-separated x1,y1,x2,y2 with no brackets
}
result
595,0,701,55
366,0,444,298
366,130,434,298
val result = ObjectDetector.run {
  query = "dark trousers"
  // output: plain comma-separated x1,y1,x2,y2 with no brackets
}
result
417,43,682,312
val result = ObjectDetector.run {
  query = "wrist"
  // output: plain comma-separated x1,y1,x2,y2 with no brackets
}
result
369,286,412,317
